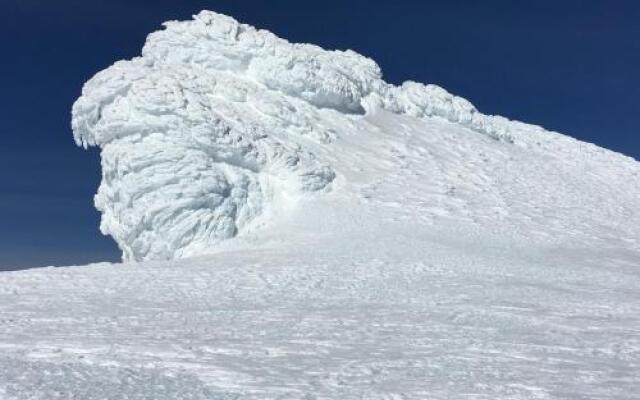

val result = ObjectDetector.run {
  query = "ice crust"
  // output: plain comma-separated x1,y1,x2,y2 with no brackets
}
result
70,11,589,261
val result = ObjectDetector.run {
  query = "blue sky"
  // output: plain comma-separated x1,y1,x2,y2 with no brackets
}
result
1,0,639,269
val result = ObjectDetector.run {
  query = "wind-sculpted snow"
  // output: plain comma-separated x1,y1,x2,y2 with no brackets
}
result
71,12,352,261
72,10,636,261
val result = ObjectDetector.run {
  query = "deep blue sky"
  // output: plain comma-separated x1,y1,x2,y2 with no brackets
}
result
1,0,639,269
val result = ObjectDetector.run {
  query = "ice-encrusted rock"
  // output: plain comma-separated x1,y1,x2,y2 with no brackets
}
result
71,10,561,261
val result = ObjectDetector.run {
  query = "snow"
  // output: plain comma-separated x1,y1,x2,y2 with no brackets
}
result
2,10,639,399
70,10,576,262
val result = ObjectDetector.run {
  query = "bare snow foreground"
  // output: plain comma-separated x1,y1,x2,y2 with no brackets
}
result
1,10,639,400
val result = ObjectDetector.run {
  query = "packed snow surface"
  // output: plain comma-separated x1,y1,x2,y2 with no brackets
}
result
2,10,639,399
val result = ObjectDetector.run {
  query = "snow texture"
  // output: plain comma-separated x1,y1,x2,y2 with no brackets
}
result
7,10,634,398
72,11,544,262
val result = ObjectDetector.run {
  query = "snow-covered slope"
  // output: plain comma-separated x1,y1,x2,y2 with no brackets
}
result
69,10,628,262
2,10,639,399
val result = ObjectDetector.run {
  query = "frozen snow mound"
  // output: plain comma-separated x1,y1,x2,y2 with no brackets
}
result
72,11,355,261
72,10,623,262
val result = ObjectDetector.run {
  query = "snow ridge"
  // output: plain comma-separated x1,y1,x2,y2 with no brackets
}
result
71,10,618,261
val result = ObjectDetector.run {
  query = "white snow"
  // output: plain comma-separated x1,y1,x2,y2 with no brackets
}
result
2,10,639,399
70,10,567,262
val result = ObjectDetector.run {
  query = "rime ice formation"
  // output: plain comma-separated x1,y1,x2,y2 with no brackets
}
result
72,11,350,261
72,11,639,262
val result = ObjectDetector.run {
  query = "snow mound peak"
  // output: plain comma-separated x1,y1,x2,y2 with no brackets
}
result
72,11,360,261
72,10,637,262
